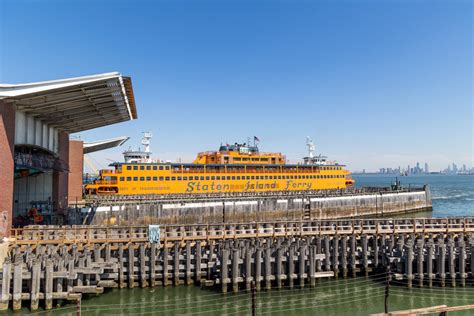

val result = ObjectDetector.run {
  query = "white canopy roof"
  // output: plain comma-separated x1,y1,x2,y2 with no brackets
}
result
0,72,138,133
83,136,130,154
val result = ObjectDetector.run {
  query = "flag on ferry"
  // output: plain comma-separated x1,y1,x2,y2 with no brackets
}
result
254,136,260,142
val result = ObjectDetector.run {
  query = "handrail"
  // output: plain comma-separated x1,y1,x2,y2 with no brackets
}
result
10,217,474,245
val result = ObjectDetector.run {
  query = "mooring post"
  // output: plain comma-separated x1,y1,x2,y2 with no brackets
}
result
362,235,369,277
195,241,202,284
163,245,169,286
299,243,307,287
232,248,240,293
276,247,283,289
288,244,295,289
45,259,53,310
221,248,229,293
255,247,262,291
245,247,253,291
128,243,135,288
332,236,339,278
174,241,180,286
30,259,41,311
341,235,348,278
12,258,23,311
264,245,272,290
185,241,192,285
118,245,125,288
306,244,315,287
437,239,446,287
470,237,474,285
150,243,157,287
350,234,357,277
447,236,456,288
458,235,466,287
324,236,330,273
0,259,11,311
427,238,434,288
139,243,147,288
416,239,424,288
406,239,414,288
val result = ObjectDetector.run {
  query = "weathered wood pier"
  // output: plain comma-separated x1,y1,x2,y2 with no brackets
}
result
2,217,474,311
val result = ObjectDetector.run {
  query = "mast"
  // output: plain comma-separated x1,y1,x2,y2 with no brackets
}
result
306,136,315,158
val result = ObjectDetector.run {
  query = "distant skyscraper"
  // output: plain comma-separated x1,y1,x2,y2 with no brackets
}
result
424,163,429,173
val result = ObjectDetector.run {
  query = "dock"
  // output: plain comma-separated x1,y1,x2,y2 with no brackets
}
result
1,217,474,311
80,186,432,225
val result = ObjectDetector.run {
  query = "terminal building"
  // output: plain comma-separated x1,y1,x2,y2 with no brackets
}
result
0,72,137,237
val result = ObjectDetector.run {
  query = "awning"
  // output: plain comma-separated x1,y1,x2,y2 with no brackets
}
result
0,72,138,133
83,136,130,154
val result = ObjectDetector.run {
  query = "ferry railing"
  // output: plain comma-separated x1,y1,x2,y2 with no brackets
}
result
93,180,117,185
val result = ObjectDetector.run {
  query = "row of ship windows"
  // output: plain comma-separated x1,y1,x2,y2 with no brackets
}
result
125,165,343,171
119,174,346,182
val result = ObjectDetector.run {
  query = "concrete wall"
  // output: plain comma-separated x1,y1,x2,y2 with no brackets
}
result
87,187,432,225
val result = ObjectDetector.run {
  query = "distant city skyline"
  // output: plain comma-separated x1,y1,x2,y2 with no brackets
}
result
1,1,472,173
357,161,474,175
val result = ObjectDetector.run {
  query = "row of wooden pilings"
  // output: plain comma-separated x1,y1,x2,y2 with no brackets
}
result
1,230,474,311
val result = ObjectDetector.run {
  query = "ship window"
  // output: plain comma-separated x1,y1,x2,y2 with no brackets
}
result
246,176,250,180
119,177,123,181
133,177,138,181
126,177,131,181
232,176,235,180
140,166,145,170
126,166,131,170
133,166,138,170
200,176,204,180
146,166,151,170
165,177,170,181
264,176,268,179
171,177,176,180
236,176,240,180
159,166,164,170
178,177,182,180
183,177,188,180
159,177,164,181
278,176,281,179
211,176,215,180
165,166,170,170
140,177,145,181
153,166,157,170
251,176,255,180
153,177,158,181
205,176,210,180
146,177,151,181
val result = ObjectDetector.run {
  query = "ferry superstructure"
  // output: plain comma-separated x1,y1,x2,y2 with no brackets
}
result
84,135,354,195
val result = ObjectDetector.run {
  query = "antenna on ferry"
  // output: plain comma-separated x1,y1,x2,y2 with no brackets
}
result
306,136,315,158
142,132,152,153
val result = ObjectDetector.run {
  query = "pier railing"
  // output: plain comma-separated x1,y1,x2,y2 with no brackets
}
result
11,217,474,245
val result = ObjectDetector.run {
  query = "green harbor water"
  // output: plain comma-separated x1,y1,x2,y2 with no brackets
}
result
22,174,474,315
35,277,474,315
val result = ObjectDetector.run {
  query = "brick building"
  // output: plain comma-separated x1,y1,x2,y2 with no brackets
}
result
0,73,137,237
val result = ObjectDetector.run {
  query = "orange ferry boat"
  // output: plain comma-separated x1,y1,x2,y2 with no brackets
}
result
85,134,354,195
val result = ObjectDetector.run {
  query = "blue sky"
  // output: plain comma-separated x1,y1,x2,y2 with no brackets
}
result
1,0,472,172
